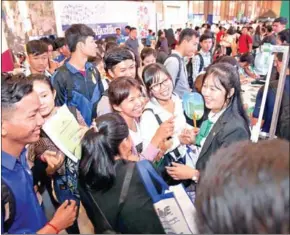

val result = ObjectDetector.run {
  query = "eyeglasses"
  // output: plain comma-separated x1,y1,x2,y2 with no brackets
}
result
150,77,171,92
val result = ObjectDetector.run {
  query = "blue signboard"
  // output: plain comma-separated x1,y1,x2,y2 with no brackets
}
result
62,22,128,40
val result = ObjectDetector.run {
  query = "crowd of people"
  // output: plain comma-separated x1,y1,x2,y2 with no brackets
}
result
1,16,290,234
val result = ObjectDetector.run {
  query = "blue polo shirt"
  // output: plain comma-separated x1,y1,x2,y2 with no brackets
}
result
1,149,47,233
253,75,290,132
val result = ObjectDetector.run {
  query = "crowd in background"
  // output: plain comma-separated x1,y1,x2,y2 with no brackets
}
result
1,16,290,234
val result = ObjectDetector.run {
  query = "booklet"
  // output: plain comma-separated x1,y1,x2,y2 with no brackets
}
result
42,105,83,163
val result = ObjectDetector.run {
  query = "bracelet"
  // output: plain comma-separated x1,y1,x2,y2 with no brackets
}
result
46,222,59,234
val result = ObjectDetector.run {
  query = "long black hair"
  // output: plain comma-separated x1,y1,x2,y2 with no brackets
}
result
79,113,129,191
202,62,250,132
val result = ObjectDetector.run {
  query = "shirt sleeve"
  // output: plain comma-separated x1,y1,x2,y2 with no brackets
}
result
164,57,179,86
253,88,265,119
191,55,201,83
52,71,66,106
247,35,253,44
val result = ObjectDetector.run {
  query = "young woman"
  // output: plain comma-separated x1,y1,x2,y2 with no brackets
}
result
140,63,198,179
78,113,165,234
27,74,87,234
138,47,157,79
108,77,174,161
155,29,169,64
166,62,250,181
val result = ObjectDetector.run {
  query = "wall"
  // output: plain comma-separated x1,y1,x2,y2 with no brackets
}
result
162,1,188,29
53,1,156,38
280,0,289,27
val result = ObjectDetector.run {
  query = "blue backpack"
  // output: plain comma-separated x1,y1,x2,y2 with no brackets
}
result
53,65,104,126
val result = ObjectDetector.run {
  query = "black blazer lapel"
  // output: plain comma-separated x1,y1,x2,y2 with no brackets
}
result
198,109,232,162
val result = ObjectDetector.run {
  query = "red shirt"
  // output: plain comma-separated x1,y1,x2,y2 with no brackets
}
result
238,34,253,54
216,31,225,43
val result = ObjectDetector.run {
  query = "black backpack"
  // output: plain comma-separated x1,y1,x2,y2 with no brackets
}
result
1,180,16,233
269,80,290,141
196,53,212,73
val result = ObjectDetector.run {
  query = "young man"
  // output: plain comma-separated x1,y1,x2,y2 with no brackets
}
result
261,25,277,45
116,27,126,45
272,17,288,35
124,25,131,40
164,28,199,98
191,33,213,83
125,27,141,67
25,40,52,77
1,76,77,234
53,37,71,63
146,29,153,47
238,27,253,54
51,24,104,126
96,47,136,116
252,53,290,141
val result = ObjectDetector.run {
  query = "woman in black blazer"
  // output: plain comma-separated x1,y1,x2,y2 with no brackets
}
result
166,62,250,181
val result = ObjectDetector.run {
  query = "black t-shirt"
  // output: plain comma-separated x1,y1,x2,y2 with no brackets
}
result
79,160,165,234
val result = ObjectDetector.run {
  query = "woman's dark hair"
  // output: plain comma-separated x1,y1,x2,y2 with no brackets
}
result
196,139,290,234
266,25,273,33
103,47,133,72
140,47,157,61
157,29,164,38
227,26,236,35
254,25,261,36
40,37,56,50
65,24,95,53
261,27,266,34
27,74,54,92
202,63,249,130
213,55,239,67
166,28,176,48
278,28,290,44
142,63,172,97
26,40,48,56
79,113,129,191
239,52,254,65
108,76,142,107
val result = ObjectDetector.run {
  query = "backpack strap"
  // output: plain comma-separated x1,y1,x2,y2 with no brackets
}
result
143,108,162,125
166,54,182,88
197,53,204,73
1,180,16,233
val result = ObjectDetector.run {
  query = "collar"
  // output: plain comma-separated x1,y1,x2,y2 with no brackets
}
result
1,149,27,170
25,68,51,77
146,94,181,115
65,61,94,74
199,50,211,57
208,108,227,124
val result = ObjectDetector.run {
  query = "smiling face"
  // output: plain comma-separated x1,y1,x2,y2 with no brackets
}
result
2,91,44,145
33,80,56,117
113,87,145,119
109,59,136,79
201,74,228,113
150,71,174,101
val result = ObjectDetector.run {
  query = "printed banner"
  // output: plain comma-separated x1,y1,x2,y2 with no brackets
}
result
61,22,128,40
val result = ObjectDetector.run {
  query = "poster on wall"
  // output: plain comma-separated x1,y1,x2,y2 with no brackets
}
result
2,1,57,54
53,1,156,39
62,23,128,40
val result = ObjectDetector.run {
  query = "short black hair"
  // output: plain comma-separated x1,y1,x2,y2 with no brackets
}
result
54,37,66,49
278,29,290,44
140,47,157,61
178,28,199,45
104,47,134,72
148,29,152,34
1,75,33,118
65,24,95,53
196,139,290,234
274,17,288,25
266,25,273,33
40,37,55,48
116,28,121,31
125,25,131,30
276,52,290,70
105,41,118,52
199,33,213,42
239,52,254,65
26,40,48,56
130,27,137,32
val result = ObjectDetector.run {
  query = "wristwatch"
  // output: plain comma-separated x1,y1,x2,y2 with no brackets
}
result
192,173,199,183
